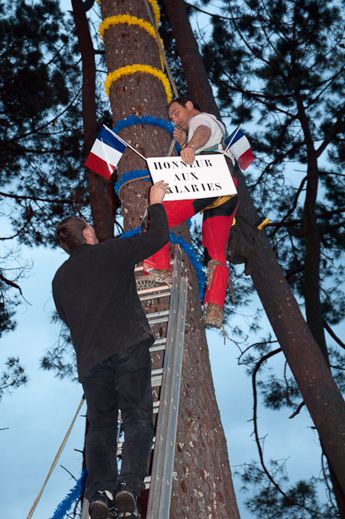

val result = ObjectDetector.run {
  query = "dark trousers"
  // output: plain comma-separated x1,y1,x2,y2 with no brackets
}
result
81,339,154,499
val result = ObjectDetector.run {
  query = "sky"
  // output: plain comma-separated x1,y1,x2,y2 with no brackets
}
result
0,242,326,519
1,1,341,518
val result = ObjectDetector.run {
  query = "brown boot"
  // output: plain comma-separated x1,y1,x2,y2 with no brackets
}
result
205,303,224,328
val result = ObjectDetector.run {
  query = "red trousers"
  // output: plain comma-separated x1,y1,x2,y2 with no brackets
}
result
144,195,238,306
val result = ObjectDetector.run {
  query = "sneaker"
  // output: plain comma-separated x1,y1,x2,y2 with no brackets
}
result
136,269,172,290
115,482,141,518
89,490,113,519
205,303,224,328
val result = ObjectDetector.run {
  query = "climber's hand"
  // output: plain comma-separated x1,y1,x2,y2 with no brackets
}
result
180,145,195,165
173,126,187,146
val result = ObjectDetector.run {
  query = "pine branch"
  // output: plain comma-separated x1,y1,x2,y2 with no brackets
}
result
0,190,72,205
251,348,289,498
324,321,345,350
271,176,307,236
288,401,305,419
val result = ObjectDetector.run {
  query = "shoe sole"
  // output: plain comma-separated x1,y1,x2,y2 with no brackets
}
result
115,490,139,517
205,320,223,328
89,502,109,519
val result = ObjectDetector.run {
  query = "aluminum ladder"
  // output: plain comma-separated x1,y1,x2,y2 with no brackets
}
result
81,246,188,518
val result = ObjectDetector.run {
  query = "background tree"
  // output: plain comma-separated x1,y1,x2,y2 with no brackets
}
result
160,0,345,516
0,0,87,396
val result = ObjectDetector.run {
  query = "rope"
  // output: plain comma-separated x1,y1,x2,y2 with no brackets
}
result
143,0,179,99
26,396,85,519
143,0,178,155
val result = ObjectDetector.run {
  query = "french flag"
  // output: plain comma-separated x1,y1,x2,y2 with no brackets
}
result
225,127,254,170
84,125,127,180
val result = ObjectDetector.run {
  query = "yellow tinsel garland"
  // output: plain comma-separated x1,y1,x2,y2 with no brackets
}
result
97,0,160,27
99,15,164,69
105,64,172,103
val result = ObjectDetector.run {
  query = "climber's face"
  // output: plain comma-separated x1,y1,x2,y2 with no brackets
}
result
168,101,197,131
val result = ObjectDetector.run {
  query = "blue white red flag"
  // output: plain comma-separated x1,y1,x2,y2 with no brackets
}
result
84,126,127,179
225,126,254,170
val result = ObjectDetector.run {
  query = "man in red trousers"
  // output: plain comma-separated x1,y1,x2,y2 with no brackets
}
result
144,96,238,328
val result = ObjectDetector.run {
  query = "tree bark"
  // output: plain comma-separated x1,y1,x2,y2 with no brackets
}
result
72,0,117,242
162,0,345,497
295,92,329,361
100,0,240,517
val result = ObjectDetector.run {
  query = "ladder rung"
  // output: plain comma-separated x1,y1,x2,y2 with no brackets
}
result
146,310,170,319
147,310,170,326
151,368,163,378
137,285,171,297
150,338,167,353
149,317,169,326
140,290,170,302
151,374,162,387
151,367,163,387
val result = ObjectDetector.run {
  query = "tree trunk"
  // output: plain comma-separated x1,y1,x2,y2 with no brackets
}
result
296,92,345,517
72,0,117,242
296,92,329,361
162,0,345,497
100,0,240,517
162,0,220,117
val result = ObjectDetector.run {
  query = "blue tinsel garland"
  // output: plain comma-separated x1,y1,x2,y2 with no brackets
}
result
112,115,175,138
119,227,205,301
50,470,87,519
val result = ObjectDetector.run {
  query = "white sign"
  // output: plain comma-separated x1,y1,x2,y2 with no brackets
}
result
147,154,237,201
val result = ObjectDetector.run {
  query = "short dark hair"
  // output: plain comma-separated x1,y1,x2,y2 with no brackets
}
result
168,96,201,111
56,216,87,253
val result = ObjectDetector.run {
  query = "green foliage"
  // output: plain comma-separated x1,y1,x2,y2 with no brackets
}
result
237,460,340,518
194,1,345,513
0,357,28,401
200,0,345,328
40,312,77,381
0,0,89,249
0,0,89,338
0,0,89,389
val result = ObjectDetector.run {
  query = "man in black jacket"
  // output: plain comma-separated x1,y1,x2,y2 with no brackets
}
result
52,181,169,519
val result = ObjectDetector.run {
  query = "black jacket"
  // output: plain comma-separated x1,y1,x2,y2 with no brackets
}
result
52,203,169,378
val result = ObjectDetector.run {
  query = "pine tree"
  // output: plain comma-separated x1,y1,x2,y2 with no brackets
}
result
161,0,345,515
98,0,240,516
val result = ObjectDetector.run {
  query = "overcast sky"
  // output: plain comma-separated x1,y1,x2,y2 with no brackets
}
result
1,2,340,517
0,242,327,519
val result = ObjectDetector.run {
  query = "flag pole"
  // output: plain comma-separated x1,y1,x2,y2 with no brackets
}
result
104,125,147,162
224,124,242,152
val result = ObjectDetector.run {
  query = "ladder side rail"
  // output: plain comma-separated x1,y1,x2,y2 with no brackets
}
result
158,276,188,517
146,248,182,517
146,247,187,518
